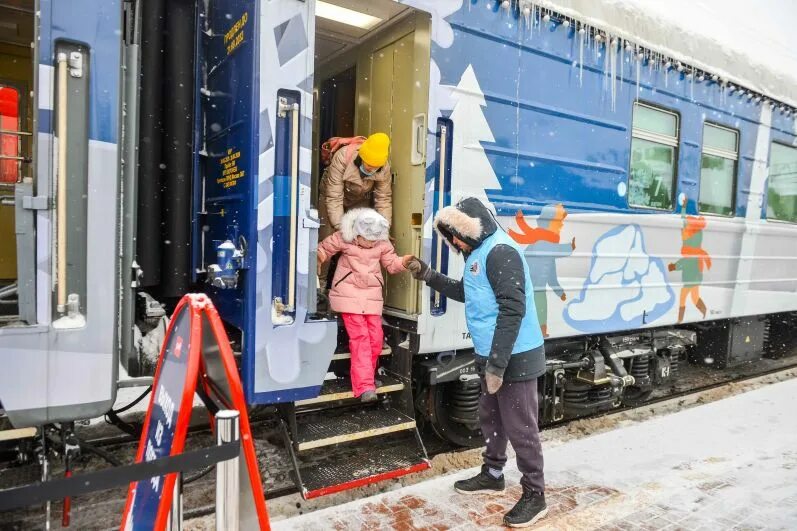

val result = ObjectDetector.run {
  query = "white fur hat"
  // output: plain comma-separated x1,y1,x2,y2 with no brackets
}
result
340,208,390,242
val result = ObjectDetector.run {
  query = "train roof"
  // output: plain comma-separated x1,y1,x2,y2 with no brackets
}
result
540,0,797,109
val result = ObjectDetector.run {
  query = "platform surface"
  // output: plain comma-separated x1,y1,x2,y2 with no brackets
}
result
274,378,797,530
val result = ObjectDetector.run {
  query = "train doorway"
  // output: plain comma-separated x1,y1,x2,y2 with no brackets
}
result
0,0,35,327
312,0,431,317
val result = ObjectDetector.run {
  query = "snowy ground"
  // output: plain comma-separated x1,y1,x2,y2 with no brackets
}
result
3,363,796,530
271,377,797,530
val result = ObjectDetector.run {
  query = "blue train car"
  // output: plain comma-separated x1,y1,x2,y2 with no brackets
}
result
1,0,796,499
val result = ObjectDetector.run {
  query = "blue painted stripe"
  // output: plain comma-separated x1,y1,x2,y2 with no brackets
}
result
482,144,627,174
483,93,627,132
38,109,52,134
248,385,322,405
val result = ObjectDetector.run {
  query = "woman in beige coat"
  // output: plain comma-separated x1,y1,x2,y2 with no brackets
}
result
318,133,393,286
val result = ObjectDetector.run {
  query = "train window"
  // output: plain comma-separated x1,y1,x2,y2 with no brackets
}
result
767,142,797,223
628,103,679,210
699,123,738,216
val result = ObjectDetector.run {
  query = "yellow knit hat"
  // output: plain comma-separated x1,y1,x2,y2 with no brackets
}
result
358,132,390,167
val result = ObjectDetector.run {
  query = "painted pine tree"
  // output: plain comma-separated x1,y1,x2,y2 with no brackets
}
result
449,64,502,208
444,64,502,280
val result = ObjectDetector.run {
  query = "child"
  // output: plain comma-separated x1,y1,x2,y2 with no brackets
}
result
317,208,412,402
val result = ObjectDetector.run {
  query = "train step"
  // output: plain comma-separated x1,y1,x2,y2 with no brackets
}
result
291,432,430,499
295,373,404,407
295,407,416,451
331,345,392,361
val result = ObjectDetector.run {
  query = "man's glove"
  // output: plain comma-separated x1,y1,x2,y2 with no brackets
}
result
485,372,503,395
406,257,431,281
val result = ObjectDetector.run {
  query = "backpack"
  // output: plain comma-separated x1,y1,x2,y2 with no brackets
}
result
320,136,366,167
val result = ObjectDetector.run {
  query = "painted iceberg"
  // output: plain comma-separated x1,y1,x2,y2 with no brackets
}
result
564,224,674,333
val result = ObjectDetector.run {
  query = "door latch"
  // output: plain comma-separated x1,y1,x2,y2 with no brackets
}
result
22,195,49,210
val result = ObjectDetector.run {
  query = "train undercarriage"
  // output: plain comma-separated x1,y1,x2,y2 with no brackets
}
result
410,312,794,447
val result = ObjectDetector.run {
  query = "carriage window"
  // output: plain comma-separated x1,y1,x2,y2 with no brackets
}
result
768,142,797,223
628,103,679,210
699,124,738,216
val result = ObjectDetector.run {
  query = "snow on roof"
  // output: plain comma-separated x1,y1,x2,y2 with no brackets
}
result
537,0,797,109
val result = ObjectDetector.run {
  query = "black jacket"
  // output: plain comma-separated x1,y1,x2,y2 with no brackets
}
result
425,198,546,382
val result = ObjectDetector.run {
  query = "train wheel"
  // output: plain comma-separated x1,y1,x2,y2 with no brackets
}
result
428,380,483,448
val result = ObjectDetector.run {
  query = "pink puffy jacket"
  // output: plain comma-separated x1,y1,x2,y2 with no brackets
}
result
318,211,406,315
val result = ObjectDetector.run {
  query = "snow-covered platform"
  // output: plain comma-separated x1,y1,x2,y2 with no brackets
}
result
273,378,797,530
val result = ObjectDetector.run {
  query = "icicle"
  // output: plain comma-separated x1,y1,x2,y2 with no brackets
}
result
578,25,584,87
603,36,611,93
610,37,617,111
620,40,626,92
664,60,671,88
522,3,532,38
689,71,694,101
635,46,641,98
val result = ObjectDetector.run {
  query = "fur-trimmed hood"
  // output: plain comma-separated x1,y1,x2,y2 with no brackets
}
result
433,197,498,253
340,208,390,242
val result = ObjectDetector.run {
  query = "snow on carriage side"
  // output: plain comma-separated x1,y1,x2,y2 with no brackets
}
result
564,225,675,333
537,0,797,108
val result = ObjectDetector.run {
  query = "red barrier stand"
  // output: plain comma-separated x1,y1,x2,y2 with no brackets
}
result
120,294,270,530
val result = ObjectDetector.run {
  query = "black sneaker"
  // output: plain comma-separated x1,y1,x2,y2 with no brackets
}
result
454,465,505,495
504,488,548,528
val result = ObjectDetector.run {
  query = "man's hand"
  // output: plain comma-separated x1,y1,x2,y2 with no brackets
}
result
560,293,567,301
571,237,576,251
485,372,503,395
406,257,430,281
668,262,676,272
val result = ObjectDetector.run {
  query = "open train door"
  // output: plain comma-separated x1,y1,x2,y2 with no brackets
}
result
197,0,337,406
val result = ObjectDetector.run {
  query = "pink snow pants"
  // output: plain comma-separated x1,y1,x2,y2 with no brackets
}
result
341,313,383,397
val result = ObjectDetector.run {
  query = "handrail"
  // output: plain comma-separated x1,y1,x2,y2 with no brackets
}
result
287,102,299,312
434,124,448,309
56,52,68,313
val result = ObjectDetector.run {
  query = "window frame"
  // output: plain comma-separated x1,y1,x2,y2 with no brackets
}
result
698,121,739,218
627,101,681,212
766,140,797,225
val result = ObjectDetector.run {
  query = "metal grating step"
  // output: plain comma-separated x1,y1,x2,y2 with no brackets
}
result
295,374,404,407
0,463,42,491
331,346,391,361
296,407,416,452
299,438,429,499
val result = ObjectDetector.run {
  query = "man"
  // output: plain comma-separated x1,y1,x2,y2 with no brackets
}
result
318,132,393,286
407,197,547,528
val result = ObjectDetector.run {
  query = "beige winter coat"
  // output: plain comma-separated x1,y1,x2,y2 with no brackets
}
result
318,144,392,232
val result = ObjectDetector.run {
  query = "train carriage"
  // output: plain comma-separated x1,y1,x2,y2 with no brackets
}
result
1,0,796,500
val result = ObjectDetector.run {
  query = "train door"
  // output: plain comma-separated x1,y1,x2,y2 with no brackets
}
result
0,0,123,427
313,1,431,318
0,4,34,325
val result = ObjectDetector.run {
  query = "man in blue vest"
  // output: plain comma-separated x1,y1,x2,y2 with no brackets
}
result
407,197,547,528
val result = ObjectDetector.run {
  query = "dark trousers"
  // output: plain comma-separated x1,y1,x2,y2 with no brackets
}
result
480,377,545,493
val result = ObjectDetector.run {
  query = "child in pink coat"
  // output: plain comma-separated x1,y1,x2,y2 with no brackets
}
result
317,208,412,401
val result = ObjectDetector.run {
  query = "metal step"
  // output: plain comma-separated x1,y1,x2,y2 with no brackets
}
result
298,436,430,499
296,407,416,452
331,345,391,361
295,374,404,407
